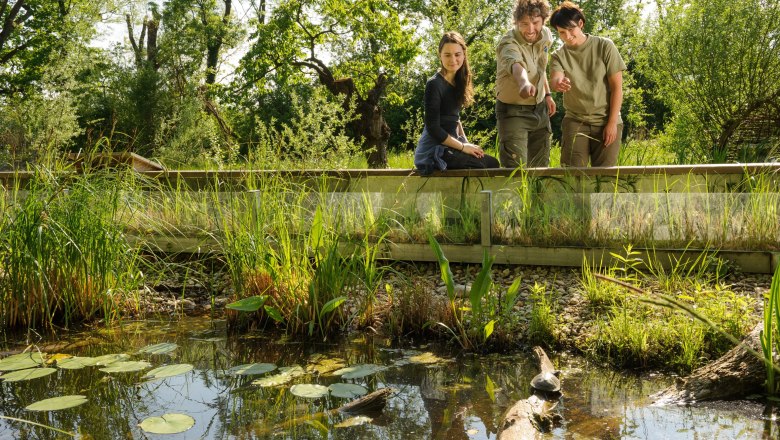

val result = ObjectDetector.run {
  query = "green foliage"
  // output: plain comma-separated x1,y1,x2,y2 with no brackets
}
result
527,282,557,347
646,0,780,162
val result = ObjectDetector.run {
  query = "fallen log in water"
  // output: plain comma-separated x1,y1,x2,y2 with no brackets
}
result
653,322,766,404
261,387,395,434
497,346,562,439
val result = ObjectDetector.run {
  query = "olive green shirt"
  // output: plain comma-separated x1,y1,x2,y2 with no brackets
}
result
495,26,553,106
550,35,626,125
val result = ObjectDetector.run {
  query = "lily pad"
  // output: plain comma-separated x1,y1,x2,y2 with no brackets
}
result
93,354,130,366
26,395,88,411
0,352,44,372
289,384,329,399
143,364,194,380
99,361,152,373
334,416,373,428
46,354,73,365
407,352,449,365
1,367,57,382
56,356,99,370
137,343,178,355
328,383,368,398
139,413,195,434
252,366,305,387
332,364,386,379
305,355,346,375
226,363,276,376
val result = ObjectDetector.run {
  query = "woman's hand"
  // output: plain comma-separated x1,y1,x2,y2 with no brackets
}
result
551,76,571,92
462,142,485,158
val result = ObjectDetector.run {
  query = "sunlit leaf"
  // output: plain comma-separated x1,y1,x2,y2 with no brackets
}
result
252,366,305,387
226,363,276,376
407,352,449,365
26,395,88,411
46,354,72,365
138,413,195,434
1,368,56,382
99,361,152,373
264,306,284,322
332,364,385,379
484,320,497,340
290,384,329,399
142,364,194,380
0,352,44,372
306,356,346,375
328,383,367,398
137,343,178,355
93,354,130,366
334,416,372,428
319,296,346,318
56,356,98,370
226,295,267,312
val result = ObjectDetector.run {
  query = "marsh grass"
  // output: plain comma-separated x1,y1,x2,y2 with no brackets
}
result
0,168,143,330
582,253,757,373
213,175,388,338
527,282,558,348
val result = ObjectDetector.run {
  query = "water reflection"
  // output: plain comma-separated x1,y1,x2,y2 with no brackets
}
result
0,318,776,439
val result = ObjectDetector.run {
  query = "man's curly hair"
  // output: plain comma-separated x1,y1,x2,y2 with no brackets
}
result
513,0,551,21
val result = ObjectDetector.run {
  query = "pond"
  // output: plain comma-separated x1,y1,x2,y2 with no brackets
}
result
0,317,776,439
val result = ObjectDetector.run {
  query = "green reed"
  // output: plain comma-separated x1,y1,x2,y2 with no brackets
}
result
0,168,143,330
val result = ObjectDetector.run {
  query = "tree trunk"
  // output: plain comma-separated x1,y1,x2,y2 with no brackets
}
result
303,60,390,168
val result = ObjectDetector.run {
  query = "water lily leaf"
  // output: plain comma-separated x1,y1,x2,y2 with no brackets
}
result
56,356,98,370
0,352,44,372
252,366,305,387
332,364,386,379
46,354,72,365
1,368,57,382
226,295,267,312
334,416,372,428
143,364,194,380
100,361,152,373
290,384,329,399
328,383,368,398
306,356,346,375
226,363,276,376
25,395,88,411
93,354,130,366
138,413,195,434
137,343,178,355
407,352,449,365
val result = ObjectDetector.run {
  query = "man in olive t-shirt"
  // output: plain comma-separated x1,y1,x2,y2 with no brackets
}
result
549,1,626,167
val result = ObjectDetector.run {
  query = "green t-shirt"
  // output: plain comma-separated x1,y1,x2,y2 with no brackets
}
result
550,35,626,125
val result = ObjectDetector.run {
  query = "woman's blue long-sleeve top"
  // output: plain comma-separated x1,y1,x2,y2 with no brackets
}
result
414,72,463,174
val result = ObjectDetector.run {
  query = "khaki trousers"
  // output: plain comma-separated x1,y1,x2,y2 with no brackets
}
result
496,101,551,168
560,116,622,167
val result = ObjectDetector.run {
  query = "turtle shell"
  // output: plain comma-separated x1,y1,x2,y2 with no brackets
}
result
530,371,561,393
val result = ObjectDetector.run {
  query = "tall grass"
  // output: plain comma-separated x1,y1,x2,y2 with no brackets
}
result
213,175,387,338
0,168,143,330
581,249,756,373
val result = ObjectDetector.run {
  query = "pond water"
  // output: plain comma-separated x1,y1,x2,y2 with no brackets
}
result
0,317,776,439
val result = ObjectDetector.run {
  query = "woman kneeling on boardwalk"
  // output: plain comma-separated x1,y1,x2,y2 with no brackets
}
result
414,32,499,175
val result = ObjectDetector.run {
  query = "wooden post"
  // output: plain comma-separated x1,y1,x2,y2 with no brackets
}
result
480,190,492,248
